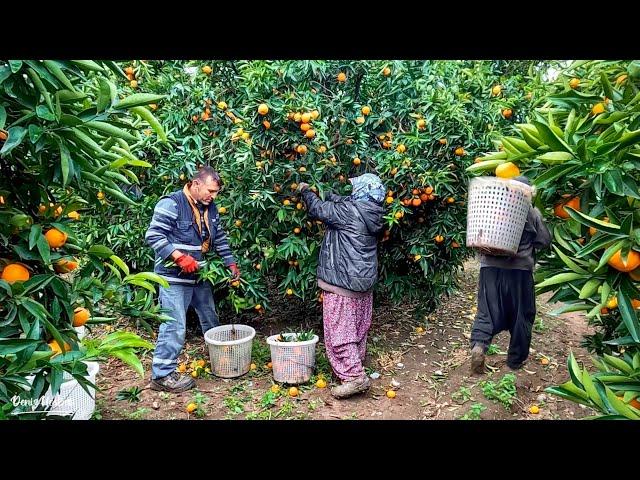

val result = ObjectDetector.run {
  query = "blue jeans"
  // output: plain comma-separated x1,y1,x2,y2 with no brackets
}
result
151,282,219,379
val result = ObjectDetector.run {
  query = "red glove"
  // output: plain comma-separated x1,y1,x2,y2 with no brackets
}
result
229,263,241,281
175,254,199,273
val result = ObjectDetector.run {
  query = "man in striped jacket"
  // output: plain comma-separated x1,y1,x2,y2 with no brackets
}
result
145,167,240,392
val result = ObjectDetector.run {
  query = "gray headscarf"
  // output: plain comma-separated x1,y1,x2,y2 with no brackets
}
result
349,173,386,205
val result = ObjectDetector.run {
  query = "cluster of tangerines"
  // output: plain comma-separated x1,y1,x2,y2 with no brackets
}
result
490,84,514,119
0,199,92,355
391,186,440,210
552,194,640,313
285,108,321,154
124,66,138,89
267,375,328,400
177,358,212,378
194,98,214,123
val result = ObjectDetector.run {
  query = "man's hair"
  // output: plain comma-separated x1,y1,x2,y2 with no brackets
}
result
192,166,223,187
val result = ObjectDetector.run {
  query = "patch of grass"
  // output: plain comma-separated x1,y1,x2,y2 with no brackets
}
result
533,317,549,334
251,336,272,366
486,344,502,356
307,398,325,412
480,373,517,410
126,407,150,420
188,391,210,418
315,347,332,378
274,399,295,419
452,386,472,404
459,403,486,420
223,396,245,416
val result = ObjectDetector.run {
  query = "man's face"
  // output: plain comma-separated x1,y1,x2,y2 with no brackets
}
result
193,177,221,205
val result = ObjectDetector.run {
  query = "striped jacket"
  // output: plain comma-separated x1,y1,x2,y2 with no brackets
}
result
145,188,235,284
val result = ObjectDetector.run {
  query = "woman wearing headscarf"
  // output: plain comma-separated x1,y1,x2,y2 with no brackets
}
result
298,173,386,399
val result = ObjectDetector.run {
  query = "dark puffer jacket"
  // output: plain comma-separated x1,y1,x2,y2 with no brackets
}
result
301,189,385,292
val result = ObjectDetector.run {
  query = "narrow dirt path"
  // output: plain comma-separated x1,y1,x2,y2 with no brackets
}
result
95,259,597,420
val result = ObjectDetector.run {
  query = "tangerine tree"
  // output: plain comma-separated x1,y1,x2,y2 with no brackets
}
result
0,60,171,418
83,60,549,318
468,60,640,419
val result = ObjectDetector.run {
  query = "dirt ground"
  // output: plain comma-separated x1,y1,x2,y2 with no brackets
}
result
93,258,597,420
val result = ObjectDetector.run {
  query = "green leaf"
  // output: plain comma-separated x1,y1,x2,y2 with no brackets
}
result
104,186,138,206
0,105,6,130
28,124,43,143
576,235,618,258
84,121,138,143
59,114,84,127
67,128,108,156
109,255,130,276
125,271,169,288
567,352,584,390
70,60,104,72
124,159,152,168
549,303,591,315
600,281,611,306
36,104,55,121
617,129,640,150
88,245,115,258
532,120,573,153
621,175,640,200
9,60,23,73
565,208,621,234
579,278,602,300
603,170,626,196
603,353,633,374
536,151,574,165
617,291,640,343
59,142,71,187
21,298,50,321
56,90,87,103
605,387,640,419
582,368,605,410
0,126,27,156
29,224,43,250
552,245,589,274
104,262,122,280
465,159,506,173
22,274,54,295
110,146,139,163
596,240,626,271
36,234,50,265
0,339,39,356
125,279,157,292
130,106,167,143
42,60,75,91
600,71,613,101
96,77,112,112
116,93,166,110
545,385,592,407
536,272,585,289
533,164,577,189
109,349,145,377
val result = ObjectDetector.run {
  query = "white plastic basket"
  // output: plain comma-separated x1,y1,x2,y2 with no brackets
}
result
39,361,100,420
204,324,255,378
74,326,86,340
266,333,319,385
466,176,533,256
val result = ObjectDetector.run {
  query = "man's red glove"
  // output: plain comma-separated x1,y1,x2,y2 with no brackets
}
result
229,263,241,281
175,254,199,273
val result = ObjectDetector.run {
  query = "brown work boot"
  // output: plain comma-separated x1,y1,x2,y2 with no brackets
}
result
150,372,195,393
470,345,486,374
330,375,371,399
